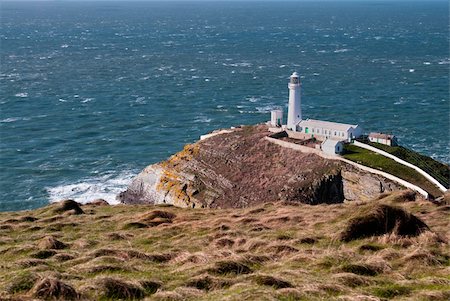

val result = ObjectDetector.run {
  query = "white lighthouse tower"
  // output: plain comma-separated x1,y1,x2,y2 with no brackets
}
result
287,72,302,131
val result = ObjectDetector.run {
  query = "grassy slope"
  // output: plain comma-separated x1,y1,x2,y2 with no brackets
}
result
343,144,443,197
365,142,449,189
0,193,449,301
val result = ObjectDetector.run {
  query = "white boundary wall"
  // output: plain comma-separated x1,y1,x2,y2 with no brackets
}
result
353,141,447,193
265,137,429,198
200,130,234,141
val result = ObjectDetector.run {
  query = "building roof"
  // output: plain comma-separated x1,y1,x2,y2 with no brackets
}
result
369,132,395,139
298,119,358,132
321,138,344,147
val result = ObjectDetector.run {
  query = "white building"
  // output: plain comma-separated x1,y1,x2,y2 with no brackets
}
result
269,71,363,142
287,72,302,130
321,139,345,156
297,119,363,141
369,132,398,146
270,110,283,127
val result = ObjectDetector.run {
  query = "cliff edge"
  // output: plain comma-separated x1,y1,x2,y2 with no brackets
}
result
118,125,403,208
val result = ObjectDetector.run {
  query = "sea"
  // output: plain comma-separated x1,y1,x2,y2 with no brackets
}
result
1,1,448,211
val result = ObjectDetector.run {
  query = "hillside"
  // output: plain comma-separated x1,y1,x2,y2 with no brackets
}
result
0,191,449,300
119,125,409,208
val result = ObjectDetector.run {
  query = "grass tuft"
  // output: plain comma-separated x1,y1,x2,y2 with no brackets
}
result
372,284,412,298
7,272,38,294
31,249,57,259
339,263,381,276
95,277,145,300
253,275,293,289
38,236,67,250
139,280,162,294
208,260,253,275
31,277,78,300
186,275,231,291
340,204,429,241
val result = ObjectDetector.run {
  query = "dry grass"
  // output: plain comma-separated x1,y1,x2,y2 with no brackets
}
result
0,191,448,300
340,203,429,242
31,277,79,300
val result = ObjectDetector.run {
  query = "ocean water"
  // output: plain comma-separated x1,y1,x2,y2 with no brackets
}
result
1,1,448,211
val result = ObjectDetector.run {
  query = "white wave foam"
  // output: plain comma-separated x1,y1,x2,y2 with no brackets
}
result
0,117,30,123
194,115,212,123
15,92,28,98
46,171,136,205
246,96,260,103
256,105,276,113
223,62,252,67
334,48,350,53
1,117,20,123
394,97,405,105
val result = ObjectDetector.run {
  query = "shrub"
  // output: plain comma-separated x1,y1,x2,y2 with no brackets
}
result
95,277,145,300
340,204,429,241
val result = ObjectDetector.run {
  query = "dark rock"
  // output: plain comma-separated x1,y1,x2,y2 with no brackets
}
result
52,200,84,215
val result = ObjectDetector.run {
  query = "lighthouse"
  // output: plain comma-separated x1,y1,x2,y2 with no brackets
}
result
287,72,302,131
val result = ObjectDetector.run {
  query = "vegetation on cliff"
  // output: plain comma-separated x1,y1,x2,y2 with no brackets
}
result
1,191,449,300
343,144,443,197
365,142,449,189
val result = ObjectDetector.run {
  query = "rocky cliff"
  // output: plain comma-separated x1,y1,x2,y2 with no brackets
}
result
118,125,403,208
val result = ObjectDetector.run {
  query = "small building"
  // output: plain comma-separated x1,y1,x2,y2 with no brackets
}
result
296,119,363,141
369,132,398,146
270,110,283,127
321,139,345,156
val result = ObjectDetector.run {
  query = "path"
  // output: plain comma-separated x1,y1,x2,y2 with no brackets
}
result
353,141,447,193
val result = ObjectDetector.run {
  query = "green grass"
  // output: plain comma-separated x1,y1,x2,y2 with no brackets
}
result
372,284,413,298
343,144,443,197
366,142,449,188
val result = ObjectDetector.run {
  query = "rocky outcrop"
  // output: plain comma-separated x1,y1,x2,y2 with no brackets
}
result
118,125,404,208
341,165,403,202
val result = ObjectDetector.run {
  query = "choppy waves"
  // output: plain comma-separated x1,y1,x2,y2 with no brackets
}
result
46,171,136,205
0,1,448,211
